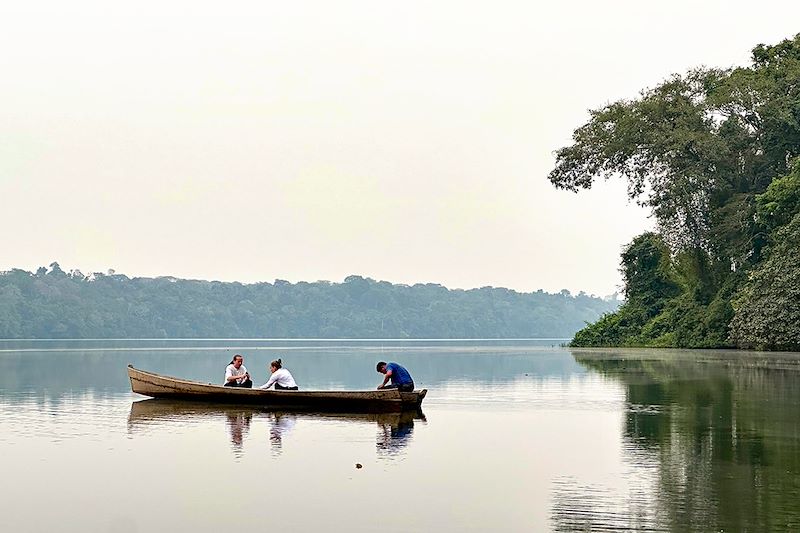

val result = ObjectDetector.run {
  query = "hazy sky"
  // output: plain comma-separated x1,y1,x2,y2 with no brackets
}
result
2,2,798,295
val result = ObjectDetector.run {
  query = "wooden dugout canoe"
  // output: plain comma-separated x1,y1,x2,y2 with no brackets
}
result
127,365,427,412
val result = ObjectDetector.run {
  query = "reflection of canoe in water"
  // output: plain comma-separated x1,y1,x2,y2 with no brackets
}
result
128,365,427,412
128,398,424,427
127,399,426,458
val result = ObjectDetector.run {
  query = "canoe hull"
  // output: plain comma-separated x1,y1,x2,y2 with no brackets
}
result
127,365,426,412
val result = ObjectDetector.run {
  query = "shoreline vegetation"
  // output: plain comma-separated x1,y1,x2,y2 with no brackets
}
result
0,264,617,339
551,34,800,351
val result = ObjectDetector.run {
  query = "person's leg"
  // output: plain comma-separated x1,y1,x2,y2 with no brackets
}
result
274,383,286,390
398,383,414,392
379,384,398,390
224,381,236,387
241,378,253,388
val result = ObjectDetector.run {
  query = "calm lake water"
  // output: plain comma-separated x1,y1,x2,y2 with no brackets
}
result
2,339,800,532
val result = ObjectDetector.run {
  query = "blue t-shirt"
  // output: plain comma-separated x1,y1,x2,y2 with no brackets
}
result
386,362,413,385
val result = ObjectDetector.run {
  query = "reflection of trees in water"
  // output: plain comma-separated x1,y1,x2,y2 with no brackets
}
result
550,475,666,532
568,351,800,532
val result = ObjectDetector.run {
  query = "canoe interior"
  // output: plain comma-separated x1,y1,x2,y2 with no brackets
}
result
128,365,427,413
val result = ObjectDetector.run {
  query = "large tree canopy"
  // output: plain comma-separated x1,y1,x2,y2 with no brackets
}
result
556,34,800,349
550,35,800,267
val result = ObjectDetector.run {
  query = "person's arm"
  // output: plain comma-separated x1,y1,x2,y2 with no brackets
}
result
261,372,278,389
377,369,393,389
226,367,249,383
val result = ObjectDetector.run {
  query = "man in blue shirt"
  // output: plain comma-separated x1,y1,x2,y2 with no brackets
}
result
376,361,415,392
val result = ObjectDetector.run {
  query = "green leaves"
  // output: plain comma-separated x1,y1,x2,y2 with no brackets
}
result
756,158,800,231
550,35,800,260
558,34,800,349
0,267,620,339
729,212,800,350
620,233,680,313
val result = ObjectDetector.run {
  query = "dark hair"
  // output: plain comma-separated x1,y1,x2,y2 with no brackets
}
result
270,358,283,369
229,354,243,365
376,361,387,372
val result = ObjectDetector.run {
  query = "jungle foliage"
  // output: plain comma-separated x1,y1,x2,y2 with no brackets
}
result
0,264,618,339
551,34,800,349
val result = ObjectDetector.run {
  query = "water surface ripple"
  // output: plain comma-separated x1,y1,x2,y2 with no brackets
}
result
2,340,800,532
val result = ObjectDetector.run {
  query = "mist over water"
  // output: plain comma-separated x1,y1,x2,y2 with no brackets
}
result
2,340,799,531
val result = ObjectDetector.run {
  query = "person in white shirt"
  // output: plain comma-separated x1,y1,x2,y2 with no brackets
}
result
223,354,252,388
260,358,298,390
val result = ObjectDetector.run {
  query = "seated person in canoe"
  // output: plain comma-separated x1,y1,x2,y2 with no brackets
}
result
259,358,298,390
224,354,252,388
376,361,414,392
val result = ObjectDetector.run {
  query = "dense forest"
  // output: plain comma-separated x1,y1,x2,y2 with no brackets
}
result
0,263,618,339
551,34,800,350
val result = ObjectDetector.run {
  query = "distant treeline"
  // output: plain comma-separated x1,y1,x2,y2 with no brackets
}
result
0,263,619,339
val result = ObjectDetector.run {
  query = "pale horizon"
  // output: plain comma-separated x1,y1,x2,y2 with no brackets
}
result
3,1,799,296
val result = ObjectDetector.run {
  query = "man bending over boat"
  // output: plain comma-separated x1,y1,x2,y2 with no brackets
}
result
224,354,252,388
376,361,414,392
260,358,298,390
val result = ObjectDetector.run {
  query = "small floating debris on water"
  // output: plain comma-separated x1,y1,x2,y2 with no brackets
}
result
355,463,362,469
